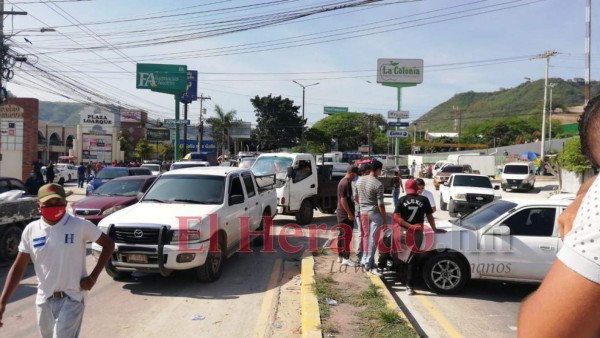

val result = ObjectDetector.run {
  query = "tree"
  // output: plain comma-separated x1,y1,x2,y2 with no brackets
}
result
559,137,591,173
161,143,174,161
207,104,236,157
308,113,388,153
134,138,153,161
251,94,302,150
119,135,133,160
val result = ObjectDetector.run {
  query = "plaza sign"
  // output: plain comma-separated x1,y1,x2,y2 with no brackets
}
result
377,59,423,84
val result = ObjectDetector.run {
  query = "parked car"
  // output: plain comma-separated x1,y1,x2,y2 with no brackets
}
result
86,167,152,195
387,198,572,294
501,161,536,192
41,166,69,183
0,177,29,195
433,164,473,190
140,163,162,175
379,165,398,193
69,176,157,225
0,177,39,260
56,163,78,182
331,162,350,179
170,161,211,171
398,165,410,179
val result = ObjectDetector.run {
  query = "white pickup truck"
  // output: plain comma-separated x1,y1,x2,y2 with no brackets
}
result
92,167,277,282
439,173,501,217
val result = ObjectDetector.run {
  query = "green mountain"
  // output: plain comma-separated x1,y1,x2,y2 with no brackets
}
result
416,78,600,132
39,101,86,125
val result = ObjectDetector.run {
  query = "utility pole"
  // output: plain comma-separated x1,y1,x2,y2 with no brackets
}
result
292,80,319,145
548,83,556,153
585,0,591,105
197,94,210,152
367,114,372,159
534,50,557,162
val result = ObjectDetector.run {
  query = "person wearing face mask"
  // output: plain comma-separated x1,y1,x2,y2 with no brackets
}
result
0,183,114,337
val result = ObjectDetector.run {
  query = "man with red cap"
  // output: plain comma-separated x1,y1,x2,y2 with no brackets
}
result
391,179,444,295
0,183,114,337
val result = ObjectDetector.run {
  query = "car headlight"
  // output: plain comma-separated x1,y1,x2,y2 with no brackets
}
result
102,205,125,216
97,224,108,234
171,230,201,242
67,205,74,215
501,179,507,184
453,193,467,201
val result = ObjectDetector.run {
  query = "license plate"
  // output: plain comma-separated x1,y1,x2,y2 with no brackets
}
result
511,186,518,189
128,254,148,264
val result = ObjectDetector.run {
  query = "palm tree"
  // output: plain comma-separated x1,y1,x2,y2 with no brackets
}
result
206,105,236,157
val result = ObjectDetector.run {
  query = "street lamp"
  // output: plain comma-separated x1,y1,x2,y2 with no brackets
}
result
412,122,418,154
292,80,319,144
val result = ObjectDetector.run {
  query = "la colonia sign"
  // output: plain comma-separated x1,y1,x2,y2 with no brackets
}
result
377,58,424,84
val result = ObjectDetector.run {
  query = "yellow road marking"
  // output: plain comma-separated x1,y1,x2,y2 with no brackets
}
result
253,258,282,338
415,294,462,338
301,254,321,338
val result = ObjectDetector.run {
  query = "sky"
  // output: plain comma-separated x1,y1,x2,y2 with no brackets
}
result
4,0,599,129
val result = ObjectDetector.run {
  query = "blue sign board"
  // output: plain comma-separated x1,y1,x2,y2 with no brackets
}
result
387,130,409,138
179,140,217,153
180,70,198,104
388,122,409,127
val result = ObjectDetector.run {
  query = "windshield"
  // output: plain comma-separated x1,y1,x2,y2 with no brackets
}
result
503,165,529,174
170,162,208,170
96,169,128,180
93,179,143,196
442,166,464,173
141,175,225,204
453,175,492,188
454,200,517,230
251,156,293,177
141,164,160,171
239,158,256,169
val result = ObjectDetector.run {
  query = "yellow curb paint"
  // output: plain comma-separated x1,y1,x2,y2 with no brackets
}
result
301,253,322,338
368,274,414,328
253,258,282,338
415,294,462,338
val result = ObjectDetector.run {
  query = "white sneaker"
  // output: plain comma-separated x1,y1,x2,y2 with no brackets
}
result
342,259,358,267
337,257,343,263
406,287,416,296
370,268,383,277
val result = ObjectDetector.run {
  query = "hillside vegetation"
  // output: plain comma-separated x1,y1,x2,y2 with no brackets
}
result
417,78,600,132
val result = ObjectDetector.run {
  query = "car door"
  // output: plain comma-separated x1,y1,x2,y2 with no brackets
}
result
241,171,261,230
225,174,249,251
440,175,453,203
289,158,317,211
479,206,559,280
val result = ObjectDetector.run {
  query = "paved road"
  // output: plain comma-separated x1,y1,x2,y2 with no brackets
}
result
0,182,307,338
383,177,561,338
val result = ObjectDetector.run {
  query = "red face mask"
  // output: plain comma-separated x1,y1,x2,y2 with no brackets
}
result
41,206,66,223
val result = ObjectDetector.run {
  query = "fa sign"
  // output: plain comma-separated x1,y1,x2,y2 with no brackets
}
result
138,72,157,88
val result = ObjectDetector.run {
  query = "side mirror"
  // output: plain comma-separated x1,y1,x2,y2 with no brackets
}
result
443,181,449,186
286,166,296,179
229,194,244,205
494,185,500,190
491,225,511,236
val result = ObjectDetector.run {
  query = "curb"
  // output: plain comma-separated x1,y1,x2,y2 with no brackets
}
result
301,252,322,338
368,274,416,332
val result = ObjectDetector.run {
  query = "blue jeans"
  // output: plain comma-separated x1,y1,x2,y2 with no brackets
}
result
392,189,399,208
360,212,384,269
77,175,85,188
37,296,85,338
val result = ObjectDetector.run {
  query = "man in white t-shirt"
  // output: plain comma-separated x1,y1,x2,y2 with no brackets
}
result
519,95,600,337
0,183,114,337
415,178,436,213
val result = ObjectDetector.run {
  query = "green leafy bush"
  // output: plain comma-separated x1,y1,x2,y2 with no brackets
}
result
558,137,592,173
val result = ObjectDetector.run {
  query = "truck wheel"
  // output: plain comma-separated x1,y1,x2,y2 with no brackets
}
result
105,260,132,280
448,199,457,218
440,194,448,211
0,225,22,261
197,234,224,282
296,199,314,225
423,253,469,294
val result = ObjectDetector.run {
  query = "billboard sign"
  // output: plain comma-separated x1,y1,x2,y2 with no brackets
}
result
388,121,409,127
147,128,170,141
136,63,187,94
180,70,198,104
230,121,252,139
120,110,142,123
377,59,423,84
164,119,190,125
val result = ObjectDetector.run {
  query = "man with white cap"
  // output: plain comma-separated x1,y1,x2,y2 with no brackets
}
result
0,183,114,337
